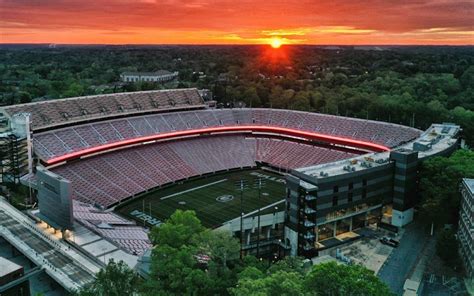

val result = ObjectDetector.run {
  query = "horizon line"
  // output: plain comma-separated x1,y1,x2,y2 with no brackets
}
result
1,42,473,47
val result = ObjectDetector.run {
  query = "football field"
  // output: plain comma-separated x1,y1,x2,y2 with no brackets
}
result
116,169,287,228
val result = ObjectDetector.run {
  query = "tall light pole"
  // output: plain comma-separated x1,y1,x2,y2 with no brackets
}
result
254,177,266,258
142,199,146,227
235,179,248,259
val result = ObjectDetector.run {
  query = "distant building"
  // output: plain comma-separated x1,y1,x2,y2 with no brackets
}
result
458,178,473,278
198,89,212,101
120,70,178,83
0,257,30,296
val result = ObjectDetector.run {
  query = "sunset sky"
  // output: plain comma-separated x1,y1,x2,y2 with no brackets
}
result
1,0,473,45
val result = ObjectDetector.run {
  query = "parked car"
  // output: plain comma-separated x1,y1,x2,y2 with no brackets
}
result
380,236,399,247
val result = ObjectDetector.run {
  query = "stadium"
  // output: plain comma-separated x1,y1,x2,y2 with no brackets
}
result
0,88,460,266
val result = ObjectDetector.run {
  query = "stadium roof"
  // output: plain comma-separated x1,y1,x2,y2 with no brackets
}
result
463,178,474,195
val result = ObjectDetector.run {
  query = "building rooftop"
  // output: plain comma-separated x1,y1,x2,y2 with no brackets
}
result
0,256,22,278
295,151,391,184
463,178,474,195
295,123,460,184
412,123,461,159
121,70,175,76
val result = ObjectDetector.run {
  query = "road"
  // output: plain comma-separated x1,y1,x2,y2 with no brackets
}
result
377,222,430,295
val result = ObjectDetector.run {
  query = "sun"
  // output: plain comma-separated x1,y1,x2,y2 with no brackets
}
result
270,38,282,48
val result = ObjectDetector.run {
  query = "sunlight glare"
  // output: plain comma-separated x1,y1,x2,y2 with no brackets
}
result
270,38,282,48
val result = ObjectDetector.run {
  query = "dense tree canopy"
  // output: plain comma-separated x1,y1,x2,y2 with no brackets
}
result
304,262,393,296
419,149,473,273
419,149,474,226
232,269,305,296
1,45,473,145
231,261,392,296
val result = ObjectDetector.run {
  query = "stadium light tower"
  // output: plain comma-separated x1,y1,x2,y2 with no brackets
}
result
235,178,249,259
142,199,146,227
253,177,266,258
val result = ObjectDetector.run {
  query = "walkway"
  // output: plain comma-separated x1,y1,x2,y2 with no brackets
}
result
0,197,100,292
377,222,429,295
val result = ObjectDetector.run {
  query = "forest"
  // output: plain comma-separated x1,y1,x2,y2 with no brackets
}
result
0,45,473,145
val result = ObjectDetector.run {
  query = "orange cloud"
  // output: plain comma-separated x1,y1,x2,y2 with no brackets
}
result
0,0,472,45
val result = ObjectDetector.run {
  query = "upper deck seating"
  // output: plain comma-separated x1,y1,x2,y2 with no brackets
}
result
1,89,204,131
33,109,421,161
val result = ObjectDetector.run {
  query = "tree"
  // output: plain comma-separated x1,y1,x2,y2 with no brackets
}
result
17,91,32,104
145,243,204,295
233,260,391,296
145,210,240,296
267,256,306,275
309,90,325,111
243,87,261,107
197,230,241,294
419,149,474,225
459,65,474,88
268,85,285,108
304,262,393,296
198,229,240,269
436,228,462,269
146,210,207,295
450,107,474,146
63,82,84,98
76,259,141,296
231,270,304,296
291,91,311,110
149,209,204,247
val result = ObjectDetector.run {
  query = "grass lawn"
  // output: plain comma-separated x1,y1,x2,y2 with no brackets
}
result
116,169,286,228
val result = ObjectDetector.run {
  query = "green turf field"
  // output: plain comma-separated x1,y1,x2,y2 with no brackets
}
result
116,169,286,228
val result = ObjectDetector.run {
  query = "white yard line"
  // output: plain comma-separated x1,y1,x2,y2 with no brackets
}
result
242,199,285,218
160,179,228,200
224,199,286,224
